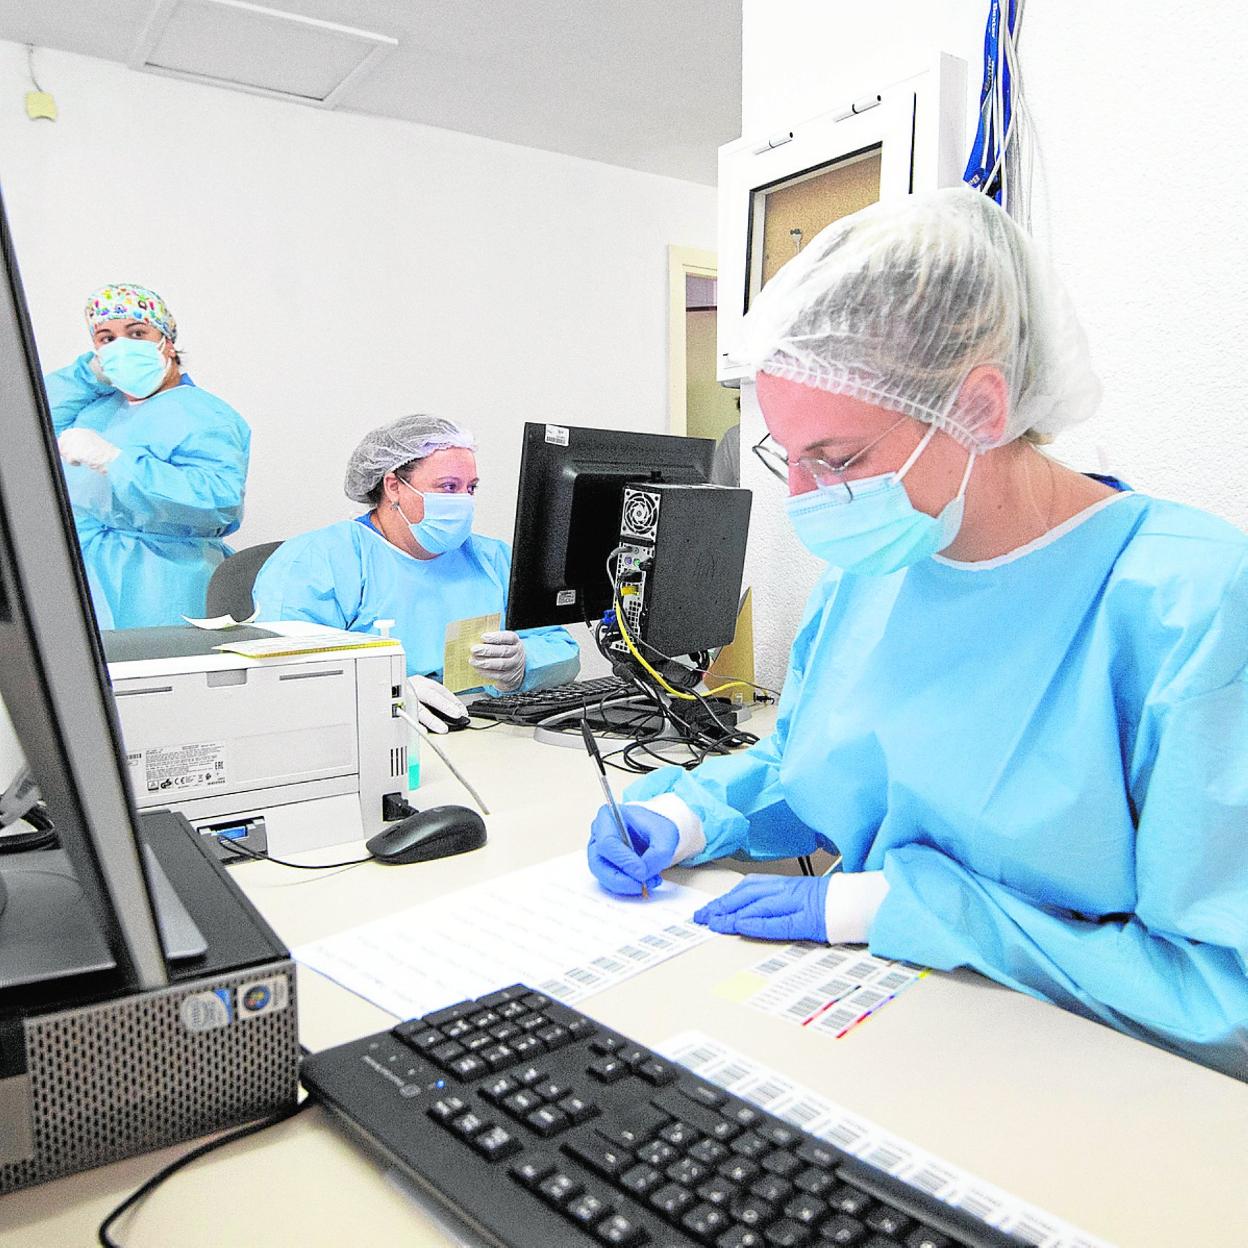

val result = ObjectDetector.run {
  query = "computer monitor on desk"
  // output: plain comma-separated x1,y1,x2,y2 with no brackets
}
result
505,422,715,632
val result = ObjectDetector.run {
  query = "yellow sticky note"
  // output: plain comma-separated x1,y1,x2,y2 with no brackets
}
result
713,970,768,1003
443,612,500,693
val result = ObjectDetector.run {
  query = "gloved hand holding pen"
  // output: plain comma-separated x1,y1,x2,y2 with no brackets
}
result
587,804,679,896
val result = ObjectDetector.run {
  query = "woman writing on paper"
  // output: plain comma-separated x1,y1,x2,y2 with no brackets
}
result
252,415,580,732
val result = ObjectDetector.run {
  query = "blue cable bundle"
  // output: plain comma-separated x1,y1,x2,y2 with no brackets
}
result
963,0,1027,212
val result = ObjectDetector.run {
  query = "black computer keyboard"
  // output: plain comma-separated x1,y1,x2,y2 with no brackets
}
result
301,985,1021,1248
466,677,636,724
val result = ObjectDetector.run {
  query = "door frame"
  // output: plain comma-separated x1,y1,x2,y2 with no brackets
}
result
666,245,718,436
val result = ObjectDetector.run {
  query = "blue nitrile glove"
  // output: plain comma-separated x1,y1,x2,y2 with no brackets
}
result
587,803,679,896
693,876,831,943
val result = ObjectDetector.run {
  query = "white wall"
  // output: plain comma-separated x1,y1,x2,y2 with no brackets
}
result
0,42,717,555
738,1,1248,686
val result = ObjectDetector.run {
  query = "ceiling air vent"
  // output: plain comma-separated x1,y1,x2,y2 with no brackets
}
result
130,0,397,108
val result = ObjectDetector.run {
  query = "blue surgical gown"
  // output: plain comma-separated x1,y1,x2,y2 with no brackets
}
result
251,516,581,691
628,492,1248,1078
45,351,251,629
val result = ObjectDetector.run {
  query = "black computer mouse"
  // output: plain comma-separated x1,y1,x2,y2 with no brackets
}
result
425,703,472,732
366,805,487,865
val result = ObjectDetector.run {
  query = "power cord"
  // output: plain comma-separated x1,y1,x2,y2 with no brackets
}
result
97,1098,315,1247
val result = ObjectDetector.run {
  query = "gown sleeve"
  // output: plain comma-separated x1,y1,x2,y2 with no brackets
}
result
623,576,835,864
868,561,1248,1079
43,352,114,433
106,391,251,539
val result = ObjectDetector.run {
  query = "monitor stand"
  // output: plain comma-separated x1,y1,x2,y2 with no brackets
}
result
0,845,208,991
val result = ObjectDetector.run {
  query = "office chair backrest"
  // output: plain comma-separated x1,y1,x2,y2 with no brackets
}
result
204,541,283,621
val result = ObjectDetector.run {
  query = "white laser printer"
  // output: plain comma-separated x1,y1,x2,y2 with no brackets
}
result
104,622,409,858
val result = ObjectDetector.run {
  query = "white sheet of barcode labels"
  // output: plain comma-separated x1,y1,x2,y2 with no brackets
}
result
657,1032,1115,1248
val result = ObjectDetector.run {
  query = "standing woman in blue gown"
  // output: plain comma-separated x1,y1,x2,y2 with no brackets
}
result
45,283,250,629
586,188,1248,1079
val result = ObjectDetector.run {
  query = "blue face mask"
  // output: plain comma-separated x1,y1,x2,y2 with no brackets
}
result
397,481,475,555
96,337,171,399
785,425,975,575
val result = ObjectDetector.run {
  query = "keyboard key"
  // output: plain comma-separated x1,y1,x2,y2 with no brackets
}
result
689,1138,730,1166
521,992,551,1010
448,1054,489,1080
468,1009,500,1029
718,1157,760,1185
636,1139,679,1168
444,1018,473,1041
527,1104,570,1137
762,1218,812,1246
682,1201,732,1242
619,1163,664,1197
538,1171,582,1206
818,1214,867,1244
515,1064,546,1086
794,1168,835,1198
796,1140,839,1169
761,1150,803,1179
904,1232,951,1248
619,1046,649,1068
558,1094,599,1125
508,1152,557,1188
750,1174,794,1206
659,1120,701,1149
760,1124,800,1149
430,1039,466,1066
649,1182,696,1219
427,1096,467,1124
679,1078,728,1109
588,1057,630,1084
481,1045,516,1072
424,1001,474,1027
724,1100,762,1128
666,1156,709,1188
490,1023,521,1043
863,1206,911,1238
597,1104,668,1149
717,1229,765,1248
696,1174,737,1207
731,1132,769,1160
537,1024,572,1049
481,1075,519,1104
827,1185,872,1218
450,1111,487,1141
472,1125,521,1161
392,1021,440,1051
518,1013,550,1033
503,1089,544,1118
562,1134,629,1178
652,1089,730,1139
567,1191,611,1226
497,1000,529,1021
512,1035,547,1060
730,1194,777,1229
636,1058,677,1086
464,1033,494,1053
785,1193,828,1225
591,1036,625,1055
534,1080,571,1102
596,1212,647,1246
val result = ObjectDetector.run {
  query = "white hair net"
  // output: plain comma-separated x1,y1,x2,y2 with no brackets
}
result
344,415,477,503
741,186,1101,450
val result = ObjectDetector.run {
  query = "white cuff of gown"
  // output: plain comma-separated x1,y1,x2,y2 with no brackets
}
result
629,794,706,864
823,870,891,945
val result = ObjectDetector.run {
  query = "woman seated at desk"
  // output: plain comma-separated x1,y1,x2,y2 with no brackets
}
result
252,414,580,732
587,187,1248,1080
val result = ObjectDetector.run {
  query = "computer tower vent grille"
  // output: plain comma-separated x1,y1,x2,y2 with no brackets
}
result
621,489,660,542
0,960,299,1194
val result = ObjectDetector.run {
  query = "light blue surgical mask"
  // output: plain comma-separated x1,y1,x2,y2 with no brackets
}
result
397,479,475,555
785,425,975,575
96,337,171,399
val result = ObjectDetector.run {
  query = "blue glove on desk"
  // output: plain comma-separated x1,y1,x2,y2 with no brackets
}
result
587,804,679,896
693,876,830,943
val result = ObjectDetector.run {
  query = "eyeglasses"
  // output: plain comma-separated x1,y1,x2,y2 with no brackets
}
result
751,417,907,502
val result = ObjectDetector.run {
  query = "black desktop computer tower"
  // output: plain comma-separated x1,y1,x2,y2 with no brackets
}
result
0,811,299,1194
616,482,752,657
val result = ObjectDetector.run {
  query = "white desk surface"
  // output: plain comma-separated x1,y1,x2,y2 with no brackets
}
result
3,713,1247,1247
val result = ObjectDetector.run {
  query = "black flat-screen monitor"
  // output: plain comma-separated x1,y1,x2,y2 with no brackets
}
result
0,185,173,996
506,422,715,631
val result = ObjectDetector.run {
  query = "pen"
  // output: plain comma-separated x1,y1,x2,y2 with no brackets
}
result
580,716,649,899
